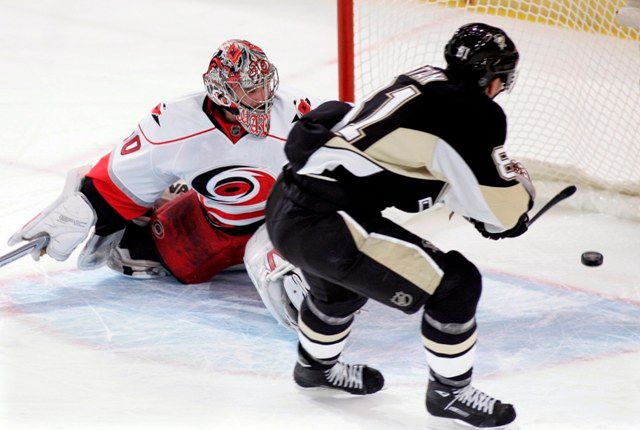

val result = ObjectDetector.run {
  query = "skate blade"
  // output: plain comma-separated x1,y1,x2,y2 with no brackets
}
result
294,383,387,397
427,414,519,430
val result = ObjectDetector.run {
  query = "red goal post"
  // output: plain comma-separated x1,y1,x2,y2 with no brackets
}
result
338,0,356,102
336,0,640,219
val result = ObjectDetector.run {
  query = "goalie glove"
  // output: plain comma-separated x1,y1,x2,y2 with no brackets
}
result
8,167,97,261
467,213,529,240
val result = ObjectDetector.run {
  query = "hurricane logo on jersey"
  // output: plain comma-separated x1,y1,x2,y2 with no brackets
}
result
292,98,312,122
191,165,276,228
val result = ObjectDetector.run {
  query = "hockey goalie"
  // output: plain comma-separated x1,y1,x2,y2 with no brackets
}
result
7,39,319,295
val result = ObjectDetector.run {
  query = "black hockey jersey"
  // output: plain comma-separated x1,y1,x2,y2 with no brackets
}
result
285,66,534,231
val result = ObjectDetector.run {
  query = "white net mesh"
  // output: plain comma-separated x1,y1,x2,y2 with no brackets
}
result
352,0,640,217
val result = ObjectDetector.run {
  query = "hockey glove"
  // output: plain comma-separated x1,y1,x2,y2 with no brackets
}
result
468,213,529,240
8,167,97,261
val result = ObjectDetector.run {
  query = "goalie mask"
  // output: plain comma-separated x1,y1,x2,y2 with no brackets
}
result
203,39,279,137
444,23,519,94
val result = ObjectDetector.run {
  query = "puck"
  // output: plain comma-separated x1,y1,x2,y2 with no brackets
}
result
581,251,603,267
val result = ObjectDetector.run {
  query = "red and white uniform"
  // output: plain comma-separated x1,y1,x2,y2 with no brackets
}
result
86,86,319,283
89,85,317,228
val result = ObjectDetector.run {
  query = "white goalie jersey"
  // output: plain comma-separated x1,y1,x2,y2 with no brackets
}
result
87,85,320,230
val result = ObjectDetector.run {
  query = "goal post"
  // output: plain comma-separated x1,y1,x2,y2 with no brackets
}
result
336,0,640,219
338,0,355,102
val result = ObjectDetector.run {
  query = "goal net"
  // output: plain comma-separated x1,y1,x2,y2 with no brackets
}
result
338,0,640,219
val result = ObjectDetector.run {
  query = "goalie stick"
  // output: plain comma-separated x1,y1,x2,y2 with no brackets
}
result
526,185,577,227
0,235,50,269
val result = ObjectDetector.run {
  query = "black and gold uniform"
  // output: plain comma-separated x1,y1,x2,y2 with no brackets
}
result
266,23,532,429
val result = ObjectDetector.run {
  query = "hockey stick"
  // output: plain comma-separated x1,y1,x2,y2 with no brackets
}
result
0,235,50,268
526,185,577,227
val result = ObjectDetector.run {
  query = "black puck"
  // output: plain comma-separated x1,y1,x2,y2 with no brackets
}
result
581,251,603,267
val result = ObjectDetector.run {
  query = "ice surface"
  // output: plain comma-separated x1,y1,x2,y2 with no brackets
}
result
1,1,639,429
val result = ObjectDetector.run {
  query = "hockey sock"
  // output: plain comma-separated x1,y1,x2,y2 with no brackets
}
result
297,297,354,367
422,311,477,386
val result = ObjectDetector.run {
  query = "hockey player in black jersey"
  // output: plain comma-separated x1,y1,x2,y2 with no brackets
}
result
264,23,533,428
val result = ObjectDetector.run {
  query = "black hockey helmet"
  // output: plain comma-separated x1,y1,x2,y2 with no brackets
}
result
444,23,519,92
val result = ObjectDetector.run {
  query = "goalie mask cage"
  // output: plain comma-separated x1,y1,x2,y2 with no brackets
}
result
337,0,640,219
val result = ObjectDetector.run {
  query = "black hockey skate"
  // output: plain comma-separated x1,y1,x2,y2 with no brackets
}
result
293,354,384,395
426,377,516,429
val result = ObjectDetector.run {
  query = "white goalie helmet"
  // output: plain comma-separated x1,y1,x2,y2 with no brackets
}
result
202,39,279,137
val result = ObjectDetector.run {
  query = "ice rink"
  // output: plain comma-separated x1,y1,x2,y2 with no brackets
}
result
1,1,639,429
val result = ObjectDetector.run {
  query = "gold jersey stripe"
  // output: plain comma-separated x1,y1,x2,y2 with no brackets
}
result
364,128,445,181
298,318,352,344
422,330,478,356
326,132,443,181
480,183,531,229
339,211,443,295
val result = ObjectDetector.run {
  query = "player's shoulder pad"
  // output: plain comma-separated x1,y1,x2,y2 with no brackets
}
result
137,91,215,145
